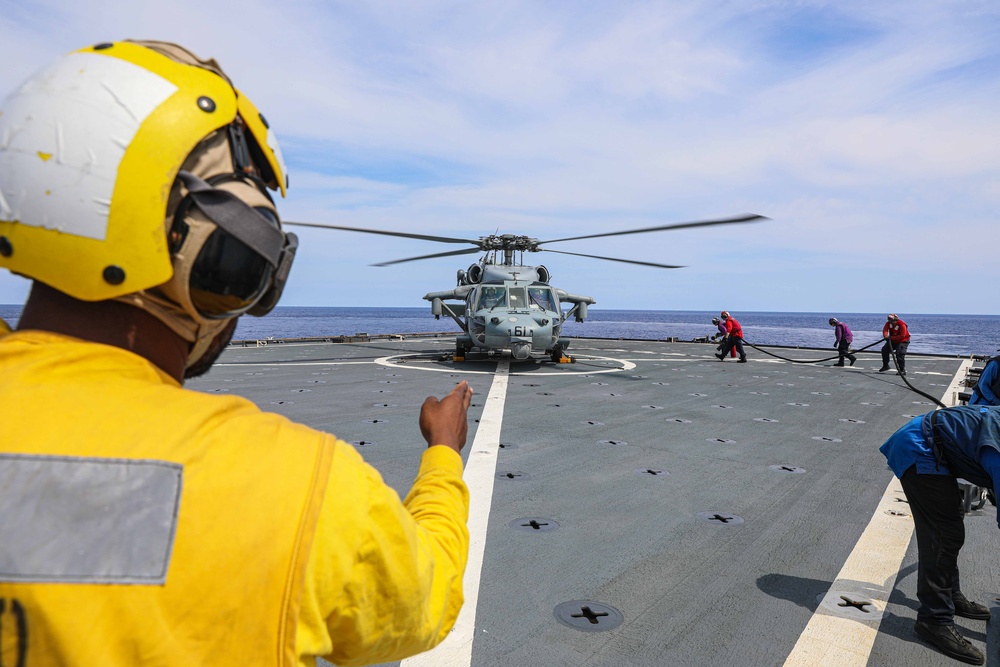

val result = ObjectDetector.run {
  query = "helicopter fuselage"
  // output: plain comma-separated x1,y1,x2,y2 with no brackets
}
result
425,262,595,361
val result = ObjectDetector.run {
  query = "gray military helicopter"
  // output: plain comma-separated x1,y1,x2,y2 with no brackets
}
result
284,214,766,362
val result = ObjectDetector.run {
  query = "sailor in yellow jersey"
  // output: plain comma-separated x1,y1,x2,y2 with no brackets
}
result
0,41,472,667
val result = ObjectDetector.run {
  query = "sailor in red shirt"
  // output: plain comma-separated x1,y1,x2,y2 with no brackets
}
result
880,313,911,375
715,311,747,363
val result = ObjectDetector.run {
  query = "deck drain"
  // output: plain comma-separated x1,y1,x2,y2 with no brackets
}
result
769,465,805,474
509,517,559,533
591,382,609,386
749,391,770,396
380,380,397,384
364,419,387,424
634,468,668,477
523,383,541,387
712,405,733,409
498,443,518,450
496,471,530,480
666,418,692,424
205,388,228,392
651,382,669,386
604,393,623,397
752,376,770,379
810,392,830,396
372,389,393,393
352,440,378,447
817,591,886,621
786,402,809,407
912,401,935,405
538,392,555,396
689,393,708,397
631,375,648,379
371,402,397,408
598,439,628,446
901,414,919,418
707,438,737,444
861,402,883,407
548,403,564,407
269,400,294,405
698,512,744,525
553,601,624,632
754,417,779,423
643,405,664,409
839,418,866,424
885,509,909,517
776,382,795,386
582,420,605,426
291,388,312,393
811,436,843,443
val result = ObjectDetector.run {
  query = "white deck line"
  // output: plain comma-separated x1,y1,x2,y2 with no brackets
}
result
401,361,511,667
783,358,974,666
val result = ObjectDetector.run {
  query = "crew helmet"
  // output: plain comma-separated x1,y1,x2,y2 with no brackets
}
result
887,313,898,322
829,318,838,325
0,40,297,370
720,311,730,320
711,317,720,325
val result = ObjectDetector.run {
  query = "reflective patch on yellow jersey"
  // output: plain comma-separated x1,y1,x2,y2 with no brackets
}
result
0,454,182,584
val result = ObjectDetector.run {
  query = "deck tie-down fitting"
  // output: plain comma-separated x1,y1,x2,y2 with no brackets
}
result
838,596,873,613
572,606,609,624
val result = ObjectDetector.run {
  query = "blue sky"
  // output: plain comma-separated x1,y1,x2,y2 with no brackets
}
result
1,0,998,314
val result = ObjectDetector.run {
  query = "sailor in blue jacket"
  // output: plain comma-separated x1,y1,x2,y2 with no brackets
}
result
969,356,1000,406
880,405,1000,665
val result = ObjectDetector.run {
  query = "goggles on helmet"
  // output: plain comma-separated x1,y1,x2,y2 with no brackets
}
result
171,171,297,319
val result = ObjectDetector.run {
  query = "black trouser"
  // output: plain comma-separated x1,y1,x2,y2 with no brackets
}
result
837,340,856,365
882,340,909,371
720,336,745,360
899,465,965,625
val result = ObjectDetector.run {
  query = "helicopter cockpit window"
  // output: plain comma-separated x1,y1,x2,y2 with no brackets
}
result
477,286,507,310
528,287,556,311
508,287,527,309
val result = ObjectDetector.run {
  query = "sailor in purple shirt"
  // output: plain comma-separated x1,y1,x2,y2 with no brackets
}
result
829,318,856,367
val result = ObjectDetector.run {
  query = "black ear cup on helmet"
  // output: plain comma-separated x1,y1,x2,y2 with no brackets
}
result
169,171,294,320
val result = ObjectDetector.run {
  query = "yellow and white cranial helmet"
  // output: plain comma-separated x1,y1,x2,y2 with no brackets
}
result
0,40,289,302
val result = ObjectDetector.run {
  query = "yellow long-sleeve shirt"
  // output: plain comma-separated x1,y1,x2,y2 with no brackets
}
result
0,330,469,666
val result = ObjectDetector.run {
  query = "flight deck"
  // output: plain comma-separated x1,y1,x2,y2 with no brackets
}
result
187,335,997,667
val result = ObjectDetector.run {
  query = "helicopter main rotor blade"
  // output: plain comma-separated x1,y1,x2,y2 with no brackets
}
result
373,247,483,267
537,213,767,245
283,221,481,245
540,248,685,269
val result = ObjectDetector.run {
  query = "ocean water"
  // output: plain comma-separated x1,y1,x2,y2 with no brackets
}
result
3,305,994,357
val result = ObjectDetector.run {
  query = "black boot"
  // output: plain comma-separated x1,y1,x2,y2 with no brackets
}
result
848,355,856,366
715,353,725,361
914,620,984,664
737,357,747,363
953,591,991,620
